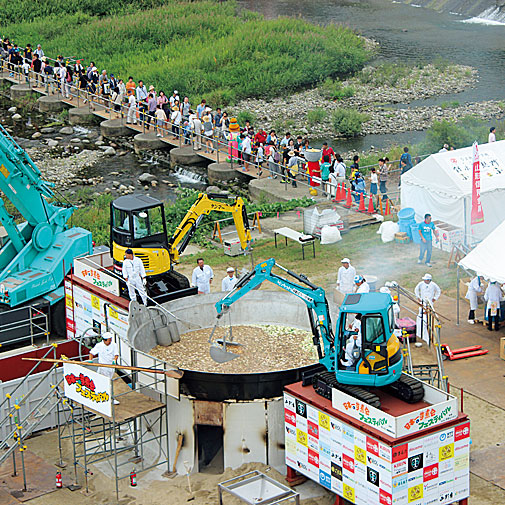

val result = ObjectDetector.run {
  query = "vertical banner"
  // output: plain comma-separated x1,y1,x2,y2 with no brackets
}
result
471,142,484,225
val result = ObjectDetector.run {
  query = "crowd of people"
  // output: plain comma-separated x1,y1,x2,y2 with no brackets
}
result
1,38,424,202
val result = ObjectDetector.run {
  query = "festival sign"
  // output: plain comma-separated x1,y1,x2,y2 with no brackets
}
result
74,258,120,296
285,392,470,505
63,362,112,417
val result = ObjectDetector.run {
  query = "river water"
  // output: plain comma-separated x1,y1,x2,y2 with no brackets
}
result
238,0,505,150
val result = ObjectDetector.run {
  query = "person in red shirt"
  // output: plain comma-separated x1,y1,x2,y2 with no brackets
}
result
254,129,267,145
322,142,335,164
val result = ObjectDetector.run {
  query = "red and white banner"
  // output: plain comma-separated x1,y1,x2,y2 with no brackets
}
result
471,142,484,225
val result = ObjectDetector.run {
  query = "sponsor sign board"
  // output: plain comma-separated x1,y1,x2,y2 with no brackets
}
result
285,392,469,505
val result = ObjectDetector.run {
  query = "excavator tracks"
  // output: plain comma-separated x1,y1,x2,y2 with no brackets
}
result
311,372,424,410
312,371,382,409
384,373,425,404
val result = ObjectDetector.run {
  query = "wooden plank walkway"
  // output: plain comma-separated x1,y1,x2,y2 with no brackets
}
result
0,67,269,179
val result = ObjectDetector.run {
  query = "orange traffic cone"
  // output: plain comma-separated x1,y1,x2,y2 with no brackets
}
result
385,199,391,216
335,183,341,201
366,195,374,214
338,183,345,201
344,187,352,208
358,192,366,212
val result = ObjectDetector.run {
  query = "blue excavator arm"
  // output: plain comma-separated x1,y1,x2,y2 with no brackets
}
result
0,125,92,307
215,258,336,372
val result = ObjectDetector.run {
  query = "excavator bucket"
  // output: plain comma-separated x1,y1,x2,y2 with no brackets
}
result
208,320,243,363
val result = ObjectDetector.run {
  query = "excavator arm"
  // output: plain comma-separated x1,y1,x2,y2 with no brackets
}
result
215,258,335,371
0,125,92,307
168,193,251,264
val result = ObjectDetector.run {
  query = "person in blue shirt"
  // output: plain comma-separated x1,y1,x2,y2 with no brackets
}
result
417,214,439,267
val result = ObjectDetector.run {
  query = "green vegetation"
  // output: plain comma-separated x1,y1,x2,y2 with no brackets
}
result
331,108,369,137
306,107,327,126
319,78,355,100
4,0,369,104
71,188,313,247
358,63,412,87
440,101,459,110
236,110,257,127
423,116,490,152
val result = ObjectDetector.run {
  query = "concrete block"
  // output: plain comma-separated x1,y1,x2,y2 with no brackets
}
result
68,106,99,125
10,84,33,101
169,146,205,167
100,118,134,138
133,133,169,153
37,95,67,112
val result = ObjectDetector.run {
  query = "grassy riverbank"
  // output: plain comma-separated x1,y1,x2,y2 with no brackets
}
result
3,0,369,104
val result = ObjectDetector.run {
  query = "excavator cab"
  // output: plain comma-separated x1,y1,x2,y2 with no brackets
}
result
111,195,193,302
335,293,403,387
111,195,171,277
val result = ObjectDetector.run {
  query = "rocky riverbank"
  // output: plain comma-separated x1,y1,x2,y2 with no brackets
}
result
230,63,494,138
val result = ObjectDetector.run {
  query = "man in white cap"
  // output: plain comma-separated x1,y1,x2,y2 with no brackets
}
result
89,332,120,404
337,258,356,294
169,90,179,107
354,275,370,293
122,249,148,305
222,267,238,292
414,274,441,305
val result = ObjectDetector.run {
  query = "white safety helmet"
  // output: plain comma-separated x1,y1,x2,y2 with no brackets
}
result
354,275,363,284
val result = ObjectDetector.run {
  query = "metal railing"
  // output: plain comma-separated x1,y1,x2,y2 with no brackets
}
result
0,304,49,347
1,61,403,211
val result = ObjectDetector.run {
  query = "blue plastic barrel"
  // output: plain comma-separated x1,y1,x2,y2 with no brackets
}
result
398,207,415,221
411,223,421,244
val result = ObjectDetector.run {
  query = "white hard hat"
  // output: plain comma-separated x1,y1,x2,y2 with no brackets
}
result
422,273,432,281
379,287,391,294
227,267,234,273
354,275,363,284
341,257,350,263
102,331,113,340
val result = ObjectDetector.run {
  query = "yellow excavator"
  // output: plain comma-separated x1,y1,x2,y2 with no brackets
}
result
110,192,252,301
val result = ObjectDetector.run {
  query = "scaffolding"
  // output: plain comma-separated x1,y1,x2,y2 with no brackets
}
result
59,352,171,500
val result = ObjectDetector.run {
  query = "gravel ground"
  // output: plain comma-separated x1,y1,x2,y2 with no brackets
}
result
150,324,318,373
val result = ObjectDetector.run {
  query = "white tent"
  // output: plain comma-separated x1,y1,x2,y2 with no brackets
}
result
401,140,505,241
458,218,505,283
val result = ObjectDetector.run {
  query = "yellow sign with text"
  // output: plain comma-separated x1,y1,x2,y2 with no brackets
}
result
408,484,423,502
319,412,330,431
355,446,366,465
343,484,355,503
439,443,454,461
91,295,100,311
296,429,307,447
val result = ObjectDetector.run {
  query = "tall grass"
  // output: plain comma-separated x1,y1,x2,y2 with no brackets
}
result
3,1,369,102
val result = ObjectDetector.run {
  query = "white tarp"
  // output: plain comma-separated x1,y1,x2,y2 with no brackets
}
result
458,218,505,283
401,140,505,241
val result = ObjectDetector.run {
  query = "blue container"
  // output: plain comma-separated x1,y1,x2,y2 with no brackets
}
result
398,207,415,221
411,223,421,244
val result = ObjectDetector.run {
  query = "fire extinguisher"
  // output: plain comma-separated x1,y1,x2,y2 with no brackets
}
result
56,472,63,489
130,468,137,487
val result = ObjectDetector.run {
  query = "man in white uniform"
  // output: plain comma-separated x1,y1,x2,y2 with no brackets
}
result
414,273,441,305
122,249,148,305
341,314,362,369
354,275,370,293
222,267,238,292
89,332,119,404
337,258,356,294
465,275,483,324
192,258,214,294
484,280,503,331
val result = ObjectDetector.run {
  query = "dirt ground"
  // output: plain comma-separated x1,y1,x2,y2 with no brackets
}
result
4,208,505,504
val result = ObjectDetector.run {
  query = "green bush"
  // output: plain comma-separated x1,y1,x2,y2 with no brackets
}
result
440,101,459,109
307,107,327,126
236,110,257,127
358,63,411,87
3,1,369,103
331,108,368,137
319,78,354,100
423,116,490,152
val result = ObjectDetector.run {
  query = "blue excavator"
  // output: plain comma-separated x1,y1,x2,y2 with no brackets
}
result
213,258,424,408
0,125,92,337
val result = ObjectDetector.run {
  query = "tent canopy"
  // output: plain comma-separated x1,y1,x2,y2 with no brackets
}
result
401,140,505,241
402,140,505,199
458,218,505,283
